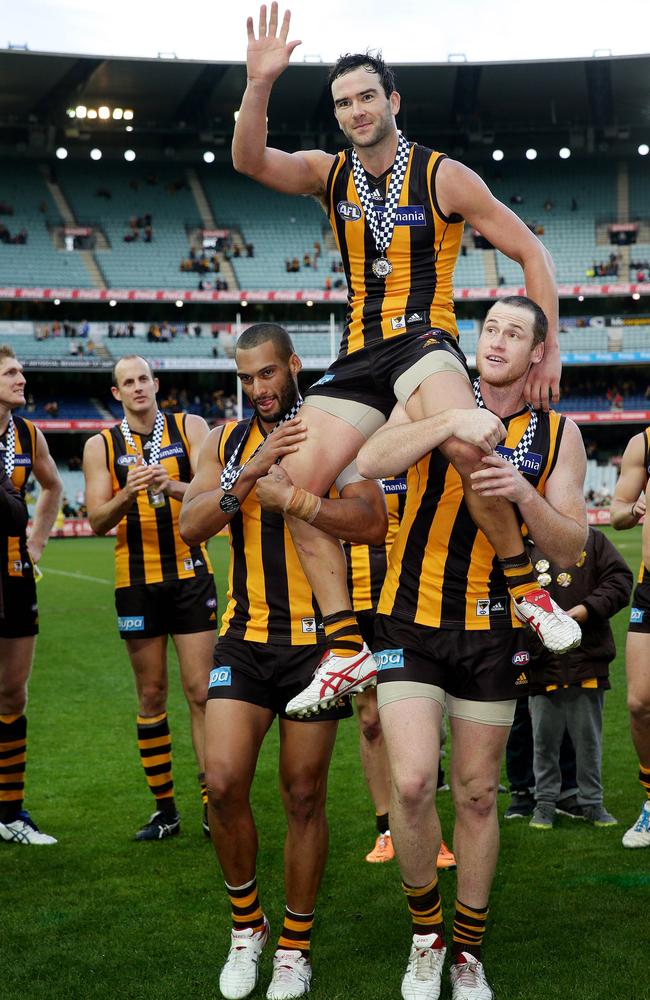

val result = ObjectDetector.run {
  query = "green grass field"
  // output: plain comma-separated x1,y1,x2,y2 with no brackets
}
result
3,529,648,1000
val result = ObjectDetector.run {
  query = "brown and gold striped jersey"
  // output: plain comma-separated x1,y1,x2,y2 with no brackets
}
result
378,409,565,630
0,415,35,578
345,475,407,613
101,412,212,589
637,426,650,584
218,418,326,645
326,144,464,357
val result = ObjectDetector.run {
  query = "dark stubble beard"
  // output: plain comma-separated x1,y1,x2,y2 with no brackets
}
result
253,372,299,424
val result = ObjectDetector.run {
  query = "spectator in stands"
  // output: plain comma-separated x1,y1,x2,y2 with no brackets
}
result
246,242,255,257
543,199,554,212
96,187,112,200
325,276,332,291
527,528,633,829
510,193,524,205
233,244,241,258
303,252,311,268
571,198,578,212
62,496,78,518
127,322,135,338
86,340,96,357
44,401,59,417
194,325,202,338
143,226,153,243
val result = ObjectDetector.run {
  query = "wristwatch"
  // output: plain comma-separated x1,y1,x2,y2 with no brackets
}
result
219,492,240,514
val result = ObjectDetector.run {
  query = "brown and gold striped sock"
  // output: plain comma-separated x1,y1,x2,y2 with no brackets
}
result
402,877,445,939
640,763,650,799
226,876,266,933
323,610,364,657
452,900,489,961
0,714,26,823
136,712,175,811
278,907,314,956
198,771,208,807
498,552,538,601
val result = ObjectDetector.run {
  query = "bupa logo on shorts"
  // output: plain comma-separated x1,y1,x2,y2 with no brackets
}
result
337,200,363,222
374,204,427,226
209,666,232,688
376,648,405,670
512,651,530,666
118,616,145,631
495,446,543,475
117,454,140,467
631,607,645,624
311,373,335,388
158,444,184,460
206,597,217,609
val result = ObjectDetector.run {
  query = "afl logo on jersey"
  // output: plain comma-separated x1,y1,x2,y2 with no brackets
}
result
337,200,362,221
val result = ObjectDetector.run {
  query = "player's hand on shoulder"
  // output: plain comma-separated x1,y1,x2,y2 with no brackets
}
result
525,341,561,412
470,453,532,502
450,408,506,454
255,465,294,512
249,418,306,476
246,3,302,85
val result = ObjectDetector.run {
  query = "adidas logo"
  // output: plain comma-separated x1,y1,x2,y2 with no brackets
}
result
515,672,528,686
491,601,505,612
0,442,5,450
143,441,152,449
407,312,423,324
371,188,383,200
194,559,203,567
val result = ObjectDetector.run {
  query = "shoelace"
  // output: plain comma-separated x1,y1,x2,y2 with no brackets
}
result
413,946,443,980
454,959,483,987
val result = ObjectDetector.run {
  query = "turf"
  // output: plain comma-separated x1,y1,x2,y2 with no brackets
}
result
2,529,647,999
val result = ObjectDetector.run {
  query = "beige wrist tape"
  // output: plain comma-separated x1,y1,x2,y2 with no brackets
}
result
284,486,322,523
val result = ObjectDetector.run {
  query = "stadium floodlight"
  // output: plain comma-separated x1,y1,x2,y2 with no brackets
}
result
124,149,136,161
90,148,102,160
66,108,76,118
639,143,650,156
559,147,571,159
123,109,134,121
632,292,641,300
578,294,584,302
525,148,537,160
75,105,87,119
125,125,134,133
113,108,124,120
109,299,117,307
175,299,183,308
492,149,504,162
55,147,68,160
54,298,61,305
98,106,110,120
306,300,314,307
87,109,98,120
241,299,248,307
203,151,215,164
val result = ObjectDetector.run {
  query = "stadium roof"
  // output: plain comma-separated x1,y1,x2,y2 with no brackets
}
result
1,49,649,161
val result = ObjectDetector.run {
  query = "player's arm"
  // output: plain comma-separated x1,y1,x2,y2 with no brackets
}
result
437,158,560,411
28,427,63,563
471,417,588,565
180,418,307,544
232,4,333,194
255,464,389,545
610,433,647,530
0,469,28,534
83,433,153,536
356,403,506,479
148,414,210,502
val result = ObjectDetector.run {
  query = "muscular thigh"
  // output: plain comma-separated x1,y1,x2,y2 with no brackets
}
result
280,403,365,495
205,697,273,790
0,636,36,696
626,631,650,706
125,635,168,695
379,696,443,789
450,715,510,792
278,717,339,791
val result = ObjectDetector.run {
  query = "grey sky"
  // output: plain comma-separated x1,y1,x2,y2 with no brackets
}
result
5,0,649,64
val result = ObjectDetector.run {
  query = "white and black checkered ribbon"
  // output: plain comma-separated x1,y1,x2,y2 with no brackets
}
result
351,131,411,259
220,397,304,493
2,414,16,477
120,410,165,465
473,378,537,471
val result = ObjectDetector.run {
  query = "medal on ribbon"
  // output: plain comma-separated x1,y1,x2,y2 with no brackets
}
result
120,411,166,508
351,131,411,280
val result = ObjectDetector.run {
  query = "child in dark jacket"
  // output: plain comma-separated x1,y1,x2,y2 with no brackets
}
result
527,527,633,829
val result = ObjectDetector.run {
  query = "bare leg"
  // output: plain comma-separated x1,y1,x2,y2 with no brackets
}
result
626,632,650,769
278,718,338,912
126,635,169,717
0,636,35,715
204,699,273,883
356,688,391,818
172,629,216,773
450,716,510,907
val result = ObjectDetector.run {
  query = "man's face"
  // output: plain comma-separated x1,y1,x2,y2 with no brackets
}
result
112,357,159,413
0,356,26,410
236,342,301,425
477,303,544,388
332,67,400,151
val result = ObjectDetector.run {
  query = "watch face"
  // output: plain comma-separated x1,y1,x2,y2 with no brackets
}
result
220,492,240,514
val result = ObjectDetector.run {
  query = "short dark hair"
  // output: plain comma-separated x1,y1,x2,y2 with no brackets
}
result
235,323,295,362
111,354,154,387
490,295,548,347
329,51,395,99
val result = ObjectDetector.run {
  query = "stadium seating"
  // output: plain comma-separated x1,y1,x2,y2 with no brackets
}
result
0,161,92,287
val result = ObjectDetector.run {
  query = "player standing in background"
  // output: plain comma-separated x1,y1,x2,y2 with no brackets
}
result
83,355,216,841
233,5,577,722
611,429,650,848
0,345,62,845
